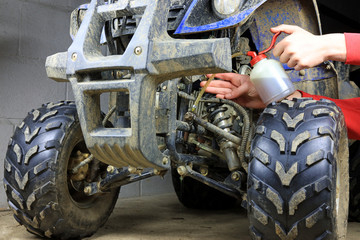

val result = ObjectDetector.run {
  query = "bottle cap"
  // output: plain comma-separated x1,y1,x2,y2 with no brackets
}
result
247,51,267,66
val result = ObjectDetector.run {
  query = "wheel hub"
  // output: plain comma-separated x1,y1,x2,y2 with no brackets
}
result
69,150,90,181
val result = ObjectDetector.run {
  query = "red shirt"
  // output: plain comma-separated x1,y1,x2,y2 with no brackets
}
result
345,33,360,65
300,91,360,139
301,33,360,139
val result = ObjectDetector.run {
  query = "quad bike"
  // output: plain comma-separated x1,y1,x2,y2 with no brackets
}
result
3,0,357,239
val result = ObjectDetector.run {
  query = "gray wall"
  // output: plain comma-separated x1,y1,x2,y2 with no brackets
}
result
0,0,173,209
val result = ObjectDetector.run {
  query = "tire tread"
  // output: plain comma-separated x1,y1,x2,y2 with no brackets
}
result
248,98,346,239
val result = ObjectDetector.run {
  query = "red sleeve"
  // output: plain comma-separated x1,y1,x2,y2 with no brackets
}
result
345,32,360,65
300,90,360,140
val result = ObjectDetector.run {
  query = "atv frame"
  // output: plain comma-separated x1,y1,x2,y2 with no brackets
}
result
4,0,357,239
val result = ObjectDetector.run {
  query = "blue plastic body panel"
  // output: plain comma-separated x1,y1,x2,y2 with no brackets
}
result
174,0,267,34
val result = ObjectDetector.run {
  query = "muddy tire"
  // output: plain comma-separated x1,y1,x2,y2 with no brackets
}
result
348,141,360,221
247,98,348,239
3,101,120,239
171,166,237,209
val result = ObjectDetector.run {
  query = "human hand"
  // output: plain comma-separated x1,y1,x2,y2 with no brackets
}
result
271,24,346,70
200,73,266,109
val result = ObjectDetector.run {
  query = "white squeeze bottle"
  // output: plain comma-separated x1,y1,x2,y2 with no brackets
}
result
247,32,295,105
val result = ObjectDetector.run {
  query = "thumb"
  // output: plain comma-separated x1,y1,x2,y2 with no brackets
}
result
270,24,299,35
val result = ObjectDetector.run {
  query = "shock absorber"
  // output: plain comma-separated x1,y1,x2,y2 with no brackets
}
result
207,103,240,172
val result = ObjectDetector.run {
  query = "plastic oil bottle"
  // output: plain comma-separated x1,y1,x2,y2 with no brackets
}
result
247,32,295,105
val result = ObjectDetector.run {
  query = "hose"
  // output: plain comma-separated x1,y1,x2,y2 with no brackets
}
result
178,92,250,165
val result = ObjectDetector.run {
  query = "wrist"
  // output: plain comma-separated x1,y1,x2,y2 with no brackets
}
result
322,34,346,62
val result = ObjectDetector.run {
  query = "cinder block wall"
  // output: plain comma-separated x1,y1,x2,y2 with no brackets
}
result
0,0,173,209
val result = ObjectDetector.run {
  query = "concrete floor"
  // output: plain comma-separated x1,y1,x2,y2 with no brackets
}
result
1,194,360,240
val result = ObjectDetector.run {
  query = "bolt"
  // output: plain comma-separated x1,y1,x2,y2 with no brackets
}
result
200,167,208,176
231,172,241,181
128,166,137,174
184,112,194,122
116,71,123,79
177,83,186,90
134,46,142,55
71,52,77,61
299,70,305,76
162,156,169,165
107,165,115,174
154,169,161,175
162,85,167,90
177,166,187,176
326,64,331,70
84,186,92,195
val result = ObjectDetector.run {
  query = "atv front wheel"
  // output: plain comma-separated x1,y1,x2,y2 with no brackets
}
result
247,98,349,239
3,101,120,239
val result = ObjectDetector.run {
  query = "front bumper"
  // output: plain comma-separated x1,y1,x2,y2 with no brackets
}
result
45,0,231,169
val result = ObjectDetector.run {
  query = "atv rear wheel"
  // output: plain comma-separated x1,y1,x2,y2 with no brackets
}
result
4,101,120,239
247,98,348,239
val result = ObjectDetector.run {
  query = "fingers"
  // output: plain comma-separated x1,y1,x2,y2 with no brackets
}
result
201,84,249,100
272,25,304,58
200,73,252,99
270,24,300,35
202,84,249,100
225,85,248,99
205,73,249,87
206,73,239,81
200,77,237,96
216,94,225,99
278,49,291,63
287,58,298,69
293,65,302,71
275,46,304,70
200,79,235,89
203,86,232,96
273,41,285,58
206,72,242,82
